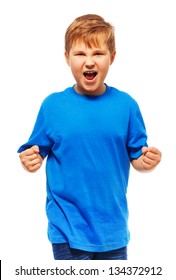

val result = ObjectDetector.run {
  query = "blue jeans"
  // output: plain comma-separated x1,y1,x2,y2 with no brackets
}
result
52,243,127,260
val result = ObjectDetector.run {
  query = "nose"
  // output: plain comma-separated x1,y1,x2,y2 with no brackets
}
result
85,56,95,68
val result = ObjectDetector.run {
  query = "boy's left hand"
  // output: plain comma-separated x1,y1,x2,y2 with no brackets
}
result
141,147,162,171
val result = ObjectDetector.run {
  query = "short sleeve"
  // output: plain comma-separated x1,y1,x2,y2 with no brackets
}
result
17,105,52,158
127,102,148,159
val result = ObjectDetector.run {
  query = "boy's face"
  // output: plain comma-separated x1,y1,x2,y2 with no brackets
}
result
65,40,116,95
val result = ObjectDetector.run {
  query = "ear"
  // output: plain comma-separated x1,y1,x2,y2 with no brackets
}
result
65,51,70,66
110,50,116,65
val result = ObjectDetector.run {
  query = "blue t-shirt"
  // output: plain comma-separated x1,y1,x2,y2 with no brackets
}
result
18,85,148,252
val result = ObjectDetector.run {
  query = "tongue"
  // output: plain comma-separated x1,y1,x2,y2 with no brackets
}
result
85,73,95,80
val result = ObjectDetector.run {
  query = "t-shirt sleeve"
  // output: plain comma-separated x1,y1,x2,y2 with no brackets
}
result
17,105,52,158
127,102,148,160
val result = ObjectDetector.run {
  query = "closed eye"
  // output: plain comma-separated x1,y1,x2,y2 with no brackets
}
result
75,52,85,56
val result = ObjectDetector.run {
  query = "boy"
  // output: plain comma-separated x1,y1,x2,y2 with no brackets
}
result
18,14,161,260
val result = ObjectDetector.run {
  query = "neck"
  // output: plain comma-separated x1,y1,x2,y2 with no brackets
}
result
74,84,106,96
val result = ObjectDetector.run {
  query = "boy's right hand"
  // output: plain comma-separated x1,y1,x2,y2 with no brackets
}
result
19,145,43,173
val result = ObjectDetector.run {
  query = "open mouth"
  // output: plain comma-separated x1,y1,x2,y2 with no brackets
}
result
83,71,97,80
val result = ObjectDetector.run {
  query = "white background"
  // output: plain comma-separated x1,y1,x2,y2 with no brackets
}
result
0,0,175,274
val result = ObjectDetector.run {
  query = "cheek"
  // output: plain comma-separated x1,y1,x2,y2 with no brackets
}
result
70,59,84,72
70,63,82,78
97,59,111,72
97,56,111,66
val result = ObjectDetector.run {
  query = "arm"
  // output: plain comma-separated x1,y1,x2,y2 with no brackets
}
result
131,146,162,172
19,145,44,173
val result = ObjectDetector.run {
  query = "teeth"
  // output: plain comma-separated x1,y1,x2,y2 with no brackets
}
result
85,71,95,74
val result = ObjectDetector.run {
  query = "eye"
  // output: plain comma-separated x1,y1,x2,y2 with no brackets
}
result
94,51,106,56
95,52,103,56
75,52,85,56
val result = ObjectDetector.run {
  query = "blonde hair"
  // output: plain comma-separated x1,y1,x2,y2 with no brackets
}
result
65,14,115,54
